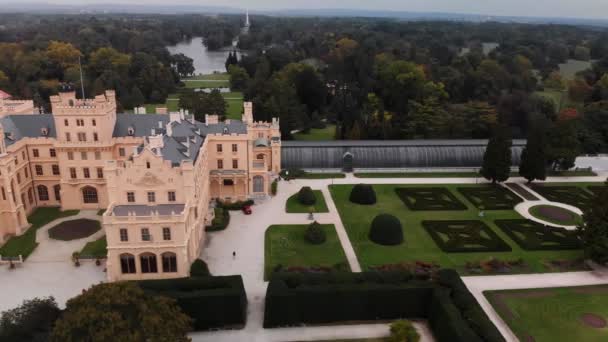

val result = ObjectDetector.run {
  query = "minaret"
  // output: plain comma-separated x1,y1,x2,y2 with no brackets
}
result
245,9,250,28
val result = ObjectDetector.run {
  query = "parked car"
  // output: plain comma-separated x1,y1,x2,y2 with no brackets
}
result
242,205,252,215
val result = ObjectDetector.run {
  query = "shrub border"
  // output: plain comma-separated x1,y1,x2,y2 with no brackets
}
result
422,220,512,253
394,187,467,211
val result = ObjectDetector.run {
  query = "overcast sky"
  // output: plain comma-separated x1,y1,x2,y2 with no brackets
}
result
13,0,608,19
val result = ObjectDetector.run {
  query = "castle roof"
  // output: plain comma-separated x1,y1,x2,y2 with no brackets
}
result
1,114,56,146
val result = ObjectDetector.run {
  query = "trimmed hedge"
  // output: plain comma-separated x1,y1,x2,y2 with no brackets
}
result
369,214,404,246
395,187,467,211
494,219,581,250
206,207,230,232
529,185,595,208
297,186,316,206
190,259,211,276
217,199,254,211
349,184,377,205
305,221,327,245
422,220,512,253
271,180,278,196
458,186,522,210
138,276,247,331
263,271,504,342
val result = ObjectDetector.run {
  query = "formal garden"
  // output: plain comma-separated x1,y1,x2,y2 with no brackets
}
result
485,285,608,342
528,205,582,226
329,183,587,274
48,219,101,241
530,183,599,208
264,223,349,280
285,187,329,213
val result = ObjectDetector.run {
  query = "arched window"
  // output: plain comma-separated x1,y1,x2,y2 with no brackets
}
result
256,154,265,160
53,185,61,201
120,253,136,274
162,252,177,273
140,253,158,273
37,185,49,201
82,186,98,204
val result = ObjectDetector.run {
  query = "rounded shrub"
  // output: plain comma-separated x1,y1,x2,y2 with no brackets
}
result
389,320,420,342
297,186,316,206
305,221,326,245
369,214,404,245
349,184,377,205
190,259,211,277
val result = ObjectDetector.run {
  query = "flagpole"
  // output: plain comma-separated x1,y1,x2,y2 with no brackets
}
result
78,56,85,99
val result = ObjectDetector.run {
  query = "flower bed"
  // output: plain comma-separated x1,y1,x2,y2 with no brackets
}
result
422,220,512,253
494,219,581,250
458,185,522,210
528,205,582,226
395,187,467,211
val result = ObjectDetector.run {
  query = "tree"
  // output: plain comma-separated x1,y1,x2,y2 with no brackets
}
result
228,65,250,91
578,181,608,264
574,46,591,61
546,119,580,170
0,70,9,90
178,89,227,120
480,125,512,183
45,41,82,70
519,117,548,183
0,297,61,342
224,51,238,72
50,282,192,342
171,53,194,78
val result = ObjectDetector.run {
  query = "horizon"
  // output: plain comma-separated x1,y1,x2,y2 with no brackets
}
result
4,0,608,21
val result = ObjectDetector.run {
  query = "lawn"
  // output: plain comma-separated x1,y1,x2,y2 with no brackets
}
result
485,286,608,342
264,224,350,280
80,235,107,258
293,125,336,141
286,190,329,213
354,169,596,178
329,184,584,274
0,207,79,258
182,73,230,88
559,59,592,80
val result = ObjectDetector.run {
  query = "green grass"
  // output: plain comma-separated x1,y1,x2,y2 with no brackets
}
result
80,236,107,258
330,184,583,274
299,173,346,179
485,286,608,342
183,80,230,88
264,224,350,280
294,125,336,141
286,190,329,213
144,91,243,119
186,73,230,81
0,207,79,258
226,98,244,120
559,59,592,81
529,205,583,226
355,172,482,178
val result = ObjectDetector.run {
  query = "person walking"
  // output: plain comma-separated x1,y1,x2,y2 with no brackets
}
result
232,251,236,259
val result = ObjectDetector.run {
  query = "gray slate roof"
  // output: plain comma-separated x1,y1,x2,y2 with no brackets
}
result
1,115,56,146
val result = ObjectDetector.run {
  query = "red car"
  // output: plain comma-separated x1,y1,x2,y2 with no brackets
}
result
242,205,252,215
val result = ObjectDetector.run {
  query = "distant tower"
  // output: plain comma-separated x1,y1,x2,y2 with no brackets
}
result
245,9,250,28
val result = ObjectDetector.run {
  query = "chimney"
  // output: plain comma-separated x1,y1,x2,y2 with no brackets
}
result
242,102,253,124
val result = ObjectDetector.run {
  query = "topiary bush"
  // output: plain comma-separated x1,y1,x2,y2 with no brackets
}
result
369,214,404,245
304,221,326,245
349,184,377,205
190,259,211,277
297,186,316,206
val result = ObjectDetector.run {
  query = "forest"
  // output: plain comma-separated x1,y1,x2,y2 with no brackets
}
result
1,13,608,158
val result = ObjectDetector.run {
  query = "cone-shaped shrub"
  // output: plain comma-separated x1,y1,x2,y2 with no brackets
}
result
349,184,377,205
190,259,211,276
297,186,316,206
305,221,326,245
369,214,403,245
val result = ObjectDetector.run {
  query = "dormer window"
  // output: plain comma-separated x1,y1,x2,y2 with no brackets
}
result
41,128,48,136
223,127,229,134
127,127,135,136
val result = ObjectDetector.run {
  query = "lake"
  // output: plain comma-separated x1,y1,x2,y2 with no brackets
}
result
166,37,243,75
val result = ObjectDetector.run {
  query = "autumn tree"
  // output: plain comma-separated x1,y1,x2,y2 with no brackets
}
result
480,125,512,183
50,282,192,342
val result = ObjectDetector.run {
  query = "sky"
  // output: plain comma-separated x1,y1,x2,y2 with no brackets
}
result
11,0,608,19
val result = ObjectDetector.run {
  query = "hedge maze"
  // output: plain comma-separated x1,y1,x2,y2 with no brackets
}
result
494,219,581,251
422,220,512,253
395,187,467,211
457,186,522,210
588,186,606,196
530,185,595,208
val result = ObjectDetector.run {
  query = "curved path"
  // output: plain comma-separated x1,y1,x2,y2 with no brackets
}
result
513,201,583,230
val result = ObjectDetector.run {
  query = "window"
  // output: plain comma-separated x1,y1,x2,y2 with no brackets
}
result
68,151,74,160
92,119,96,126
24,168,28,178
127,192,135,203
83,168,90,179
50,148,56,157
168,191,176,202
232,159,238,169
217,160,223,169
119,148,125,157
95,151,101,160
140,253,157,273
64,119,69,127
81,151,87,160
54,185,61,201
141,228,151,241
119,228,128,242
82,187,98,203
65,132,71,142
70,168,77,179
35,165,43,176
1,187,5,201
146,161,151,169
37,185,49,201
52,165,60,175
93,133,98,142
27,188,33,204
22,151,25,159
147,192,156,203
32,149,39,157
162,252,177,273
232,144,238,152
216,144,223,153
162,227,171,241
76,119,84,126
120,254,136,274
16,173,21,184
223,179,234,186
97,168,103,179
77,132,86,142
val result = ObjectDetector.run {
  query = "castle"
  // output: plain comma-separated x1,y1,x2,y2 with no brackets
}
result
0,90,281,281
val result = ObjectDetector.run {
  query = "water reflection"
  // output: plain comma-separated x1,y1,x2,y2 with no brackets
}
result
166,37,243,75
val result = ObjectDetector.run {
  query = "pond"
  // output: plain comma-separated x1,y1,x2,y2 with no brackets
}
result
166,37,244,75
